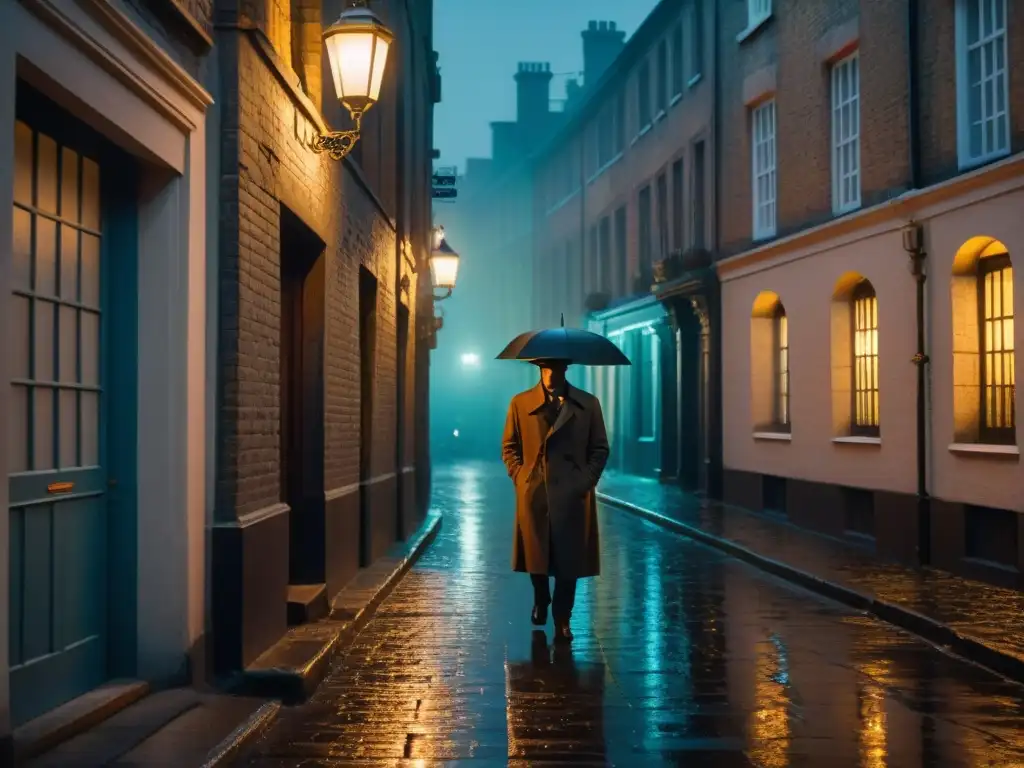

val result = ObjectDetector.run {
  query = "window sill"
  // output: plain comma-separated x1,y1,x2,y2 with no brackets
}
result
752,227,776,242
586,152,624,185
832,199,862,216
832,436,881,446
736,12,773,44
670,92,683,107
957,146,1011,173
948,442,1020,459
753,431,791,442
654,109,667,123
631,124,653,146
688,73,703,89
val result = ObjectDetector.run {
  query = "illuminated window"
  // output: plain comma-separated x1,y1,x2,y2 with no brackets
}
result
852,281,879,435
979,255,1015,442
774,304,789,428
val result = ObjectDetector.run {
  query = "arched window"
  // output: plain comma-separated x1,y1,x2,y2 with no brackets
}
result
851,280,879,436
751,291,789,433
830,273,880,439
952,236,1015,445
773,303,789,428
979,254,1015,442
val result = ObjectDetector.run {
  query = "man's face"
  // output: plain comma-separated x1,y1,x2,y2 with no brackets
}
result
539,361,569,391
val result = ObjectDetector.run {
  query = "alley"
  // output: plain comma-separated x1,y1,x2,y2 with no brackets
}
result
243,462,1024,767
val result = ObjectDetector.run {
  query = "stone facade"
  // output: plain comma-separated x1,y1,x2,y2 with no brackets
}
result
210,0,436,674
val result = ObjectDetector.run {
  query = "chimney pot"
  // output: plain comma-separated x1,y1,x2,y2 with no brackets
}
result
588,20,597,30
610,21,617,30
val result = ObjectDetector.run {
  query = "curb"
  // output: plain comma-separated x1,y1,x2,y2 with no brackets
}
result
200,700,281,768
235,511,443,702
598,492,1024,686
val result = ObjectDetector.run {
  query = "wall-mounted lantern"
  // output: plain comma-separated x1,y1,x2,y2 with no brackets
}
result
429,227,461,301
312,0,393,161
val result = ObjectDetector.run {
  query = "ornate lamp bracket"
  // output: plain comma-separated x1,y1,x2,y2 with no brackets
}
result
311,112,363,161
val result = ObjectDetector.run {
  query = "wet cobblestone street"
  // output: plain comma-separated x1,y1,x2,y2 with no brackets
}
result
244,462,1024,767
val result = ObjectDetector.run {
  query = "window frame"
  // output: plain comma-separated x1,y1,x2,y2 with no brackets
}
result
954,0,1011,169
671,157,684,251
773,303,790,431
978,253,1016,444
671,23,684,97
637,59,652,129
656,39,669,114
689,0,704,83
850,280,880,437
747,0,772,28
830,51,861,215
751,99,777,240
638,184,652,283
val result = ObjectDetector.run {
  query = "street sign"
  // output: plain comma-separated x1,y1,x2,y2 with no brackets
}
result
432,187,457,199
432,166,457,186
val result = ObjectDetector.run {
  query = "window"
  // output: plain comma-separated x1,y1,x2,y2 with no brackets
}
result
656,40,668,114
979,254,1015,443
614,206,628,296
656,172,669,260
587,224,599,296
638,59,652,128
851,281,879,435
692,140,706,249
774,304,789,429
831,52,861,213
596,104,613,169
955,0,1010,168
638,185,652,284
671,158,684,250
614,91,626,152
752,99,777,239
636,327,659,440
748,0,772,27
690,0,704,82
671,23,684,97
599,216,612,293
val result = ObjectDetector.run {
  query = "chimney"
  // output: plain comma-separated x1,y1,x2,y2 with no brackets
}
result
514,62,553,126
581,20,626,86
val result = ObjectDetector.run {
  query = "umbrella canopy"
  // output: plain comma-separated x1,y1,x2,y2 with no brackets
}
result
496,315,631,366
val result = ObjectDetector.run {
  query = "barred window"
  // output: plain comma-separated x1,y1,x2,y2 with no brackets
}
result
851,281,879,435
980,255,1015,442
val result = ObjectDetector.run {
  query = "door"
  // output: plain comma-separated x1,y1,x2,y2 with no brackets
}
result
9,118,109,725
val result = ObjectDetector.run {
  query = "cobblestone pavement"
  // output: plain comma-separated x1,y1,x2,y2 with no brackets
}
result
243,462,1024,767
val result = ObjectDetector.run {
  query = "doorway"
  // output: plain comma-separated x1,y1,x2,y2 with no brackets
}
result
9,84,138,726
280,206,326,586
358,267,378,566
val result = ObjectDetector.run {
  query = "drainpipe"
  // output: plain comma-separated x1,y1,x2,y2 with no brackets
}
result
904,223,930,565
907,0,921,190
905,0,930,566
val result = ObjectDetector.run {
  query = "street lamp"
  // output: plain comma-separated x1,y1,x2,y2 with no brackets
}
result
312,0,393,161
460,352,480,367
429,233,461,301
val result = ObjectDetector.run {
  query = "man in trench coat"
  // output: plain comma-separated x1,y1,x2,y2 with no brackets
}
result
501,358,610,642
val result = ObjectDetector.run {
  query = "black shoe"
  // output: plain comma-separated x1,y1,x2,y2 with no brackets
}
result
531,603,548,626
554,622,573,643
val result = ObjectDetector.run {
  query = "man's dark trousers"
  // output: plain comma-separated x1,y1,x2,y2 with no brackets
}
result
530,542,577,621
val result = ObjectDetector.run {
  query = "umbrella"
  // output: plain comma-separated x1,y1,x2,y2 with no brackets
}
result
496,314,631,366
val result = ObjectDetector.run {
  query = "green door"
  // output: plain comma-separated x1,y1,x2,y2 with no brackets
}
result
9,117,109,726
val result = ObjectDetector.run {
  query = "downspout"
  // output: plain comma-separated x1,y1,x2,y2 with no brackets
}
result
906,0,930,566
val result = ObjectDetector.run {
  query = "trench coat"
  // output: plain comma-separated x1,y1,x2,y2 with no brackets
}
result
501,382,610,579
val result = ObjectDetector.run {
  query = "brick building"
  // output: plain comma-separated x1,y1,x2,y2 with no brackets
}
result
716,0,1024,587
209,0,438,676
1,0,213,744
532,3,721,492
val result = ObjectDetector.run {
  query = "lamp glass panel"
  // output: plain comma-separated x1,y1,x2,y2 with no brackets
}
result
330,31,374,101
430,254,459,289
369,37,391,102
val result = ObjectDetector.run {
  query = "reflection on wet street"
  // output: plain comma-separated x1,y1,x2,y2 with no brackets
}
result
245,462,1024,766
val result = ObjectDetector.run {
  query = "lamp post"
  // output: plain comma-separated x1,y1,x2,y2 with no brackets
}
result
313,0,394,161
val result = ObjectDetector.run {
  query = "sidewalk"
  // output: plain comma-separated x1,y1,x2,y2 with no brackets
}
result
597,471,1024,684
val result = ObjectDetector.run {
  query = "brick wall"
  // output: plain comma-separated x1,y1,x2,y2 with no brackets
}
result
718,0,911,256
917,0,1024,186
216,0,431,519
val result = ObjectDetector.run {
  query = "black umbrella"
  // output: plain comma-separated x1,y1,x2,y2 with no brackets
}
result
496,315,631,366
